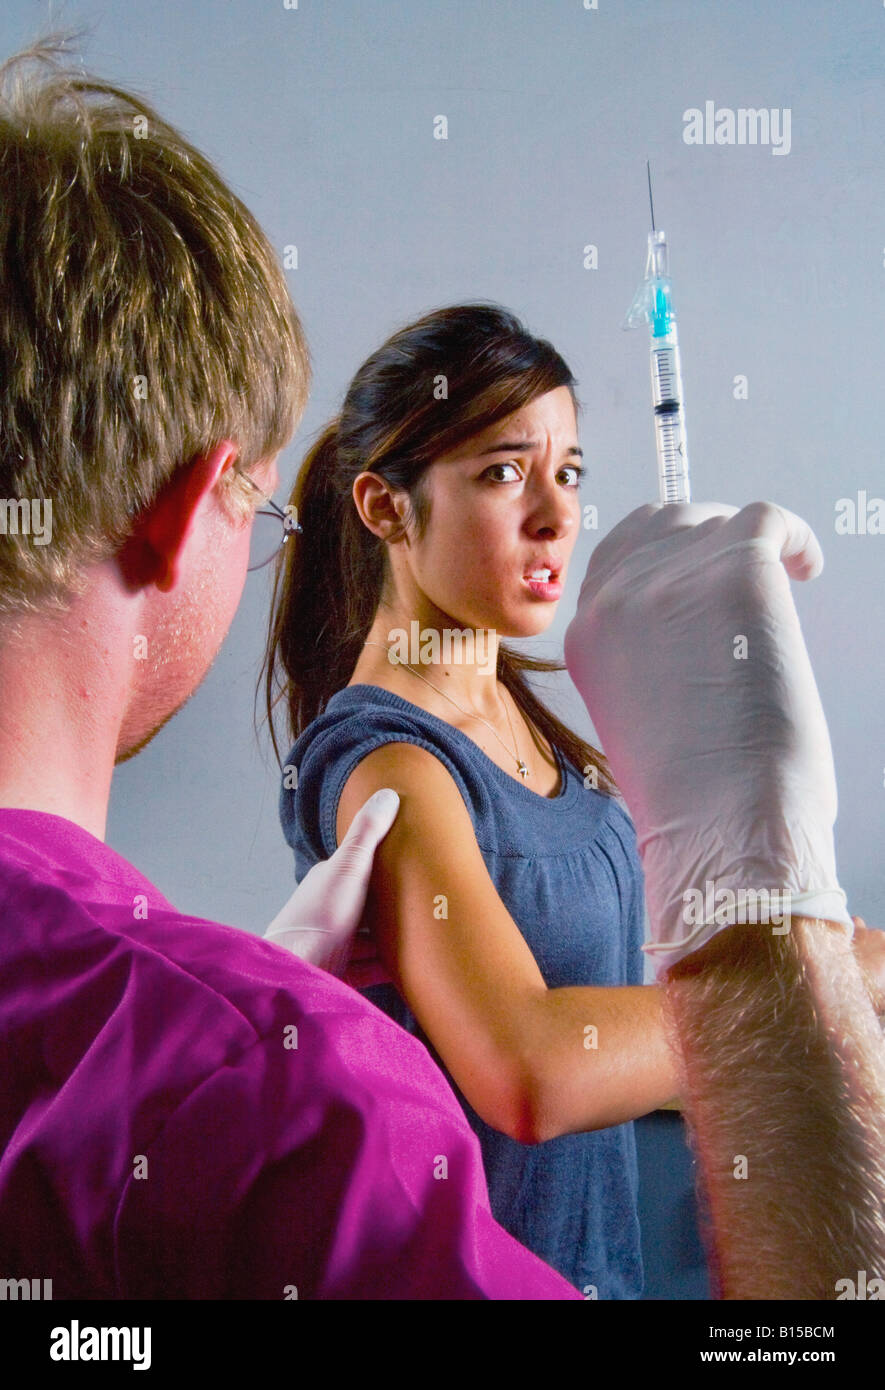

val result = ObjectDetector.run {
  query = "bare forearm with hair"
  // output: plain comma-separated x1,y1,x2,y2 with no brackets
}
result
663,916,885,1300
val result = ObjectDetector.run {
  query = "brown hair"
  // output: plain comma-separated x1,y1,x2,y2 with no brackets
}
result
0,35,309,614
262,302,617,795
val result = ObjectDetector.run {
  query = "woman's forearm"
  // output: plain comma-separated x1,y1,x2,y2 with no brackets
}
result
514,982,681,1141
662,916,885,1299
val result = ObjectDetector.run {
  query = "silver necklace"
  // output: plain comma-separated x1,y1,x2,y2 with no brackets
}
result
362,641,530,779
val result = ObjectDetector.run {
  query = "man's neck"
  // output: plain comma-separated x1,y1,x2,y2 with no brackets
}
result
0,588,130,842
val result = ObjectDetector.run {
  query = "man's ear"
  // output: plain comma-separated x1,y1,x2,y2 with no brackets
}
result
120,441,239,593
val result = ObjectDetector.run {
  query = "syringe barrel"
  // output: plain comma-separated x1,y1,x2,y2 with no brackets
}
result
649,328,691,504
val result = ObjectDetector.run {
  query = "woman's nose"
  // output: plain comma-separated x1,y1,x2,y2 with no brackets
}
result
532,480,577,536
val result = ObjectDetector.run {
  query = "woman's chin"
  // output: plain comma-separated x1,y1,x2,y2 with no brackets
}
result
487,607,560,640
438,596,560,641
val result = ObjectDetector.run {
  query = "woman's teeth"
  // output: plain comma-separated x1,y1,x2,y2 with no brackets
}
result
529,569,552,582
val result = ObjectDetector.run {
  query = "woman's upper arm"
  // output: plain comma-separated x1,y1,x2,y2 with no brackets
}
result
336,743,548,1139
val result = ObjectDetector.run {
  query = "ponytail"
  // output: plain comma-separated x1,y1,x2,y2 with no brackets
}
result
262,420,382,762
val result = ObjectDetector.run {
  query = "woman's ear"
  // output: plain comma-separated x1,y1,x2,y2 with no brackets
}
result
352,471,410,543
118,442,239,592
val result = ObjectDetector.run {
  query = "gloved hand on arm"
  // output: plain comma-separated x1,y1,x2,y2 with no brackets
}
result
263,787,400,975
563,501,855,979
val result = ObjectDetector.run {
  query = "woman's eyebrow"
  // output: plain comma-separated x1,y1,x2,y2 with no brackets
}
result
478,441,584,457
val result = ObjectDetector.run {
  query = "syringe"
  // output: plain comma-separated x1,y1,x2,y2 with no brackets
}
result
624,162,691,505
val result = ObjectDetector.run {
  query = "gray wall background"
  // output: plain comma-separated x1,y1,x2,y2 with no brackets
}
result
3,0,883,937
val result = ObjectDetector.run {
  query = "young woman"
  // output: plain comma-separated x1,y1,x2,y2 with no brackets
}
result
262,303,681,1298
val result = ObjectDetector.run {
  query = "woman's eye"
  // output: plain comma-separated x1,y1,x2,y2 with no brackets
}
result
481,461,585,486
483,462,521,482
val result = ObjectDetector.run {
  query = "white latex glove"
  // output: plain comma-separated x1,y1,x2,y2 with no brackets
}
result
263,787,400,975
563,501,854,978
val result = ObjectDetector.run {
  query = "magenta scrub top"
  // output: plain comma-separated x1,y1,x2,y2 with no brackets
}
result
0,809,578,1300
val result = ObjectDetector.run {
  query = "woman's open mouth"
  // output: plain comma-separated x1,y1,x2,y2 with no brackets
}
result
523,565,563,600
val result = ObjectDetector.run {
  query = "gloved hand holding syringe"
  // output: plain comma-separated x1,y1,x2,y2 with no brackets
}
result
564,169,864,979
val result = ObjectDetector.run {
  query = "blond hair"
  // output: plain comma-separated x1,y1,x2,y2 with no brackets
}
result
0,35,310,613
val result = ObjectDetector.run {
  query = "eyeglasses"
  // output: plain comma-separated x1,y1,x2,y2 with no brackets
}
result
234,465,303,571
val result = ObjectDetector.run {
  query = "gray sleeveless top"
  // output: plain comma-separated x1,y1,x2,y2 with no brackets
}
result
280,683,646,1297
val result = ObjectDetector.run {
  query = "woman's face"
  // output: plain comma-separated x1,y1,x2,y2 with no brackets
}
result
393,385,583,637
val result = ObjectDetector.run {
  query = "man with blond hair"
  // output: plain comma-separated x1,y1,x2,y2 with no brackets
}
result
0,39,578,1300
